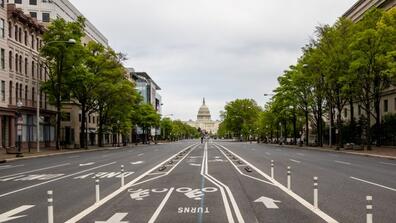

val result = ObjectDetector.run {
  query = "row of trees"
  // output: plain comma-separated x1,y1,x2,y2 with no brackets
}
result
160,118,200,141
218,8,396,149
41,17,161,148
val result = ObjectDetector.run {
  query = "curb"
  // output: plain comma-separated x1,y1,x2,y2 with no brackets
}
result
0,145,129,163
274,144,396,160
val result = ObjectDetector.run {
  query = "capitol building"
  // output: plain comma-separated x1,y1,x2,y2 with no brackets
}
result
185,98,220,134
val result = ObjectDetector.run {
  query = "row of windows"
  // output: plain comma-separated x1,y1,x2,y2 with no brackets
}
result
78,114,97,124
1,48,47,80
343,98,396,118
8,80,45,106
14,0,38,6
9,22,42,50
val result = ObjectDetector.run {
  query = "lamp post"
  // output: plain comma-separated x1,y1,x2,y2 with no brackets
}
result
36,39,76,152
16,100,23,157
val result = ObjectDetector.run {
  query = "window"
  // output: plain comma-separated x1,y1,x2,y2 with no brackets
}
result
0,19,4,38
14,25,17,41
384,99,388,113
8,22,11,38
15,82,18,101
31,34,35,49
15,0,22,4
0,49,4,69
18,28,22,42
24,85,27,103
32,87,35,104
32,61,35,78
1,81,5,101
358,105,362,116
42,13,50,22
15,53,18,73
8,51,12,71
24,31,28,45
29,0,37,5
88,115,91,123
62,113,71,122
19,55,22,73
36,37,39,50
93,116,95,124
344,108,348,118
9,81,12,103
24,58,28,75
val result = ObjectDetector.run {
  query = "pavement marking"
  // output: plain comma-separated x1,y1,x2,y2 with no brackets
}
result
201,144,234,223
0,164,24,170
350,177,396,192
0,162,116,198
380,162,396,166
190,163,201,166
65,143,198,223
0,205,35,223
0,163,70,179
130,161,144,165
265,152,271,156
95,213,128,223
254,196,281,209
79,162,95,166
137,153,144,156
216,143,339,223
147,187,175,223
289,159,301,164
215,145,273,186
334,160,351,165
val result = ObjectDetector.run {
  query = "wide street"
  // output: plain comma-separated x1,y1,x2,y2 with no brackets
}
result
0,141,395,223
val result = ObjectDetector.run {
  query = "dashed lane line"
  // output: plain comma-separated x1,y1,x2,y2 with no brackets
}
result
65,143,198,223
350,177,396,192
290,159,301,164
0,162,116,198
216,143,338,223
0,163,70,179
334,160,351,165
379,162,396,166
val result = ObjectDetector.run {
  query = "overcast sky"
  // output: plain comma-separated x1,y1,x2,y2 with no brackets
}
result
69,0,356,121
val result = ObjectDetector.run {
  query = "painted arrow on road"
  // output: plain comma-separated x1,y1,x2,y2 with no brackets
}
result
79,162,95,166
254,196,281,209
0,205,35,222
95,213,128,223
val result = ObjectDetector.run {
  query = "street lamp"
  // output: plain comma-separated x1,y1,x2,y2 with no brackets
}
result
16,100,23,157
36,38,76,152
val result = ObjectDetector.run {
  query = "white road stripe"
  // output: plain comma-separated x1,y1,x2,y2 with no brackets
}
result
289,159,301,164
148,187,175,223
265,152,271,156
0,162,116,198
380,162,396,166
0,165,24,170
137,153,144,156
350,177,396,192
0,163,70,179
216,143,338,223
65,143,198,223
334,160,351,165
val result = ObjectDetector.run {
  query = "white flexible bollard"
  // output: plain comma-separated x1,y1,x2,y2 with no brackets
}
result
121,165,125,187
313,177,318,208
287,166,291,190
366,196,373,223
95,178,100,203
47,190,54,223
271,160,274,179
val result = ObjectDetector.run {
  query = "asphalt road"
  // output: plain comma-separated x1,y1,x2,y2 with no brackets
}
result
0,140,394,223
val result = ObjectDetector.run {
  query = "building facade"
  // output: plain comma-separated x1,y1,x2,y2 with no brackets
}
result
0,3,55,152
186,98,219,134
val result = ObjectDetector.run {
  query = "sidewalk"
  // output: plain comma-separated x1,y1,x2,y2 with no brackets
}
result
275,144,396,160
0,145,128,163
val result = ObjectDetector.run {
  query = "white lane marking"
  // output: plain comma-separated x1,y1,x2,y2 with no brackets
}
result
254,196,281,209
68,155,80,159
137,153,144,157
334,160,351,165
65,143,198,223
216,145,273,186
147,188,175,223
130,161,144,165
189,163,201,166
0,162,116,198
289,159,301,164
0,163,70,179
216,143,338,223
79,162,95,166
0,205,35,223
350,177,396,192
380,162,396,166
201,144,234,223
95,213,128,223
205,144,245,223
297,153,305,156
0,165,24,170
265,152,271,156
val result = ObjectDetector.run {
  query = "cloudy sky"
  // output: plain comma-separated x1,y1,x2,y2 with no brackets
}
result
69,0,356,121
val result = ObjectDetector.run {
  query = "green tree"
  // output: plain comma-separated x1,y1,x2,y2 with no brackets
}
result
41,17,85,149
135,103,161,143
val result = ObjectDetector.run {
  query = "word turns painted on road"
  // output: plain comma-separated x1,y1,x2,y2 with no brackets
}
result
128,187,218,201
73,172,134,179
177,207,210,214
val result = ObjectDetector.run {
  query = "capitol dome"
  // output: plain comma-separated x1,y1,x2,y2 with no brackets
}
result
197,98,211,121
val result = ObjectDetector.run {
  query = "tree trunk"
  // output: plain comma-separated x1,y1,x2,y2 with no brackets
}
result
98,108,103,147
293,112,297,145
305,109,309,146
80,102,86,149
374,96,381,146
365,101,372,150
55,53,64,150
349,98,355,143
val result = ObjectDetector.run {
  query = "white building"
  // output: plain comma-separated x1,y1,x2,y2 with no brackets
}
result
8,0,108,46
186,98,219,134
